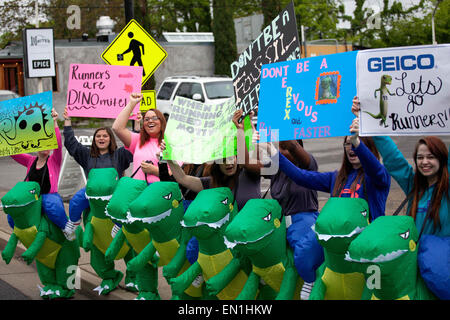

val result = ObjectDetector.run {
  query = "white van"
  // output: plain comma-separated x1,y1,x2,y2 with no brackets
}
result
156,76,234,119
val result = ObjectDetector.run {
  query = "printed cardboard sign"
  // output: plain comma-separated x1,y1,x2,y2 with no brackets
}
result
358,44,450,136
231,1,301,118
66,63,142,119
0,91,58,157
258,51,358,142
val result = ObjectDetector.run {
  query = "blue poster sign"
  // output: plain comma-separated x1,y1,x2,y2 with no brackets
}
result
258,51,358,141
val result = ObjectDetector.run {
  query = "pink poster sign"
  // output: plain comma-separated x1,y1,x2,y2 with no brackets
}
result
66,64,142,119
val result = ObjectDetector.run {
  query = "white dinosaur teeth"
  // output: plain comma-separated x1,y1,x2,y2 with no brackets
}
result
85,193,113,201
127,208,172,224
312,225,366,242
345,249,408,263
181,213,230,229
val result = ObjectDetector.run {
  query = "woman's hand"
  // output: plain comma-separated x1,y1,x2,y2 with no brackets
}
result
141,160,157,175
351,96,360,117
349,117,360,147
63,106,70,120
129,93,143,106
51,108,58,122
232,109,244,130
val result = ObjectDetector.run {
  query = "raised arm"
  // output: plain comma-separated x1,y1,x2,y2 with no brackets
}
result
112,93,142,148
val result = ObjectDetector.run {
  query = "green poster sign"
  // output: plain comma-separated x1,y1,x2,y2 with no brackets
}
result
163,96,238,164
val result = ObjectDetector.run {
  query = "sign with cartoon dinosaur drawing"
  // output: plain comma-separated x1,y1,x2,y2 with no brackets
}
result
0,91,58,157
66,63,142,119
257,51,358,142
357,44,450,136
231,1,301,120
101,19,167,86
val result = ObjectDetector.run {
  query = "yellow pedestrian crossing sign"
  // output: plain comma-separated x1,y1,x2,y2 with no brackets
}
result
101,19,167,86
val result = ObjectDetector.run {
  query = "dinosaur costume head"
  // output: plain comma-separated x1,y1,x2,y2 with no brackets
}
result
181,187,237,240
344,216,431,299
313,197,369,254
1,181,42,228
105,176,147,225
127,181,184,229
85,168,120,217
224,199,284,256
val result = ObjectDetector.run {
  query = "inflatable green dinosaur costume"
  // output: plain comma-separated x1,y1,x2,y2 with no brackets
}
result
169,187,249,300
345,215,437,300
104,176,159,300
310,197,369,300
1,181,80,299
82,168,133,295
224,199,303,300
126,181,203,299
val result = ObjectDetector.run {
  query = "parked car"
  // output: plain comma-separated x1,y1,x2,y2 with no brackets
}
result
155,76,235,119
0,90,20,102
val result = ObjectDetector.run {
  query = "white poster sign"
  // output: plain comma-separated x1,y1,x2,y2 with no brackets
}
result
357,44,450,136
23,28,56,78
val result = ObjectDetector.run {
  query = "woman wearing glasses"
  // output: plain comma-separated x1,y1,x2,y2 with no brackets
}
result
113,92,167,184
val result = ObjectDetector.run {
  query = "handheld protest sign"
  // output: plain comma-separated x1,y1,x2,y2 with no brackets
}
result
66,63,142,119
101,19,167,86
258,51,358,142
163,96,237,164
357,44,450,136
231,1,300,119
0,91,58,156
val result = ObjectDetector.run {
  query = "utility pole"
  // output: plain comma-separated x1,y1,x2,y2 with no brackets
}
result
35,1,43,93
124,0,134,23
431,0,442,45
124,0,137,129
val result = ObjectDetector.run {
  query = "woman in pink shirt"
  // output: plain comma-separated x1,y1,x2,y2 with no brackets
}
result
8,109,69,236
112,93,166,184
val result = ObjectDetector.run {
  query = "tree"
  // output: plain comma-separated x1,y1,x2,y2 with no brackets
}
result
261,0,282,27
294,0,346,41
212,0,237,76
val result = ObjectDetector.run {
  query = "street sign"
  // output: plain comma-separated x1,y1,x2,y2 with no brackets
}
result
140,90,156,113
101,19,167,86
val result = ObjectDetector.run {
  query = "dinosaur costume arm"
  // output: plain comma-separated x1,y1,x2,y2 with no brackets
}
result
276,250,299,300
127,241,157,273
169,261,202,296
1,233,18,264
236,271,260,300
105,228,125,263
21,231,46,265
163,243,188,281
205,257,241,296
82,215,94,251
276,265,298,300
309,263,326,300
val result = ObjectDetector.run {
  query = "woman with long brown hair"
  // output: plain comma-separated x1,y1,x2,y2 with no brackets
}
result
352,98,449,236
352,97,449,300
63,106,134,238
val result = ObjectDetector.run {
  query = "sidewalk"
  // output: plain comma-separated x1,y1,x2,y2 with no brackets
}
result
0,187,172,300
0,185,407,300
